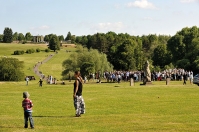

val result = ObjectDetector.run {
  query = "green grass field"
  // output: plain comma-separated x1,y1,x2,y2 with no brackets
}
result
0,43,75,80
0,43,199,132
0,81,199,132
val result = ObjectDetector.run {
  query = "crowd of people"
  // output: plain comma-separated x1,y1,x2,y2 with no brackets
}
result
86,68,194,84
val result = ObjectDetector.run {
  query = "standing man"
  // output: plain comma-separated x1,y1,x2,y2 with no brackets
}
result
25,76,29,85
183,73,187,85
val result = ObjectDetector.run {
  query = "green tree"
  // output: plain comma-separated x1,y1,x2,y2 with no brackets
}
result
65,32,72,41
176,59,190,70
49,34,60,52
62,45,113,78
134,38,143,70
80,62,95,77
3,27,13,43
71,35,76,43
152,44,167,68
0,34,3,42
115,39,136,70
13,32,18,41
25,32,32,41
167,34,185,63
0,57,24,81
18,33,25,42
44,35,50,42
75,36,82,44
58,35,64,41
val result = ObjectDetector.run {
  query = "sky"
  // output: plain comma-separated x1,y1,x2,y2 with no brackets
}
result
0,0,199,37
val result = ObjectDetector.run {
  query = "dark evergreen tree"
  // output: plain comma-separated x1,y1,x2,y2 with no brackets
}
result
3,27,13,43
49,34,60,52
65,32,72,41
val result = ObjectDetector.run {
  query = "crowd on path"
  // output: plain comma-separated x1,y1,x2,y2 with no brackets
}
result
33,54,54,80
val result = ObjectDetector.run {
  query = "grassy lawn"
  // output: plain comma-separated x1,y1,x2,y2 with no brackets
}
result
39,46,76,80
0,43,75,80
0,80,199,132
1,43,199,131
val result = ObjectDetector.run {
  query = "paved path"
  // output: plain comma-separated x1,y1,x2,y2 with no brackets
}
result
33,54,55,79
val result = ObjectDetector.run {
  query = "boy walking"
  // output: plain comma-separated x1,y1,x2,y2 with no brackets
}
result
22,92,34,129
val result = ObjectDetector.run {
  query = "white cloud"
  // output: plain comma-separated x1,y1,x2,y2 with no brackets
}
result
91,22,125,33
30,25,50,30
180,0,199,3
39,25,50,30
126,0,157,9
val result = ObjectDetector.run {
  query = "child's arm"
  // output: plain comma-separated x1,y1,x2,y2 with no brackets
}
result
30,100,33,107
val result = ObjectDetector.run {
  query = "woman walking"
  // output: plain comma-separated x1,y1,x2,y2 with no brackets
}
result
73,71,85,117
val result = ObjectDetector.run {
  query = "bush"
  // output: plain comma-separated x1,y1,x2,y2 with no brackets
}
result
45,48,50,52
26,48,35,54
31,48,35,53
22,41,27,44
36,48,41,52
26,49,32,54
13,50,24,55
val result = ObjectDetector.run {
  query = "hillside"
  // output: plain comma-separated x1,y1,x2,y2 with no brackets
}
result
0,43,76,80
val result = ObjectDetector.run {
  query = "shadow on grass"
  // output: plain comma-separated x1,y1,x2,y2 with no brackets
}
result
33,115,77,118
33,115,67,118
0,126,21,128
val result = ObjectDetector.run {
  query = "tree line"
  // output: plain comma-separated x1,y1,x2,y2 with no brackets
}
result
74,26,199,73
0,27,73,44
1,26,199,74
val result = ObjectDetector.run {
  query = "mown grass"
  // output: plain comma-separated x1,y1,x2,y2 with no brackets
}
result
0,80,199,132
1,43,199,131
0,43,75,80
39,47,76,80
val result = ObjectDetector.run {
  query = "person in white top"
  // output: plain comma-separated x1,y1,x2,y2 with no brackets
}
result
189,71,193,84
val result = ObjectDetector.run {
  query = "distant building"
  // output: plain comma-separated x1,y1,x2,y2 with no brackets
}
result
33,35,44,43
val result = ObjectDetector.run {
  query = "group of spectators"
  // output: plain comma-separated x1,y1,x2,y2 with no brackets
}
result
151,69,194,82
87,68,194,83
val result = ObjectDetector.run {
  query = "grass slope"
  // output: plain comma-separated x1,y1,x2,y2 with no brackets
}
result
0,43,75,80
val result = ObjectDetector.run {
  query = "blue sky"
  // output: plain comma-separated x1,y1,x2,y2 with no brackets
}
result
0,0,199,37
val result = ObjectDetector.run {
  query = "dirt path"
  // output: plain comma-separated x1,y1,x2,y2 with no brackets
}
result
33,54,54,79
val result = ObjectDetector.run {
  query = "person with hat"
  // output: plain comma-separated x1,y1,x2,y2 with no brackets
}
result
22,92,34,129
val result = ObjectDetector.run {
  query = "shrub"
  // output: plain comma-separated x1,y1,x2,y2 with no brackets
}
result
31,48,35,53
26,48,35,54
26,49,32,54
45,48,50,52
13,50,24,55
22,41,27,44
36,48,41,52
